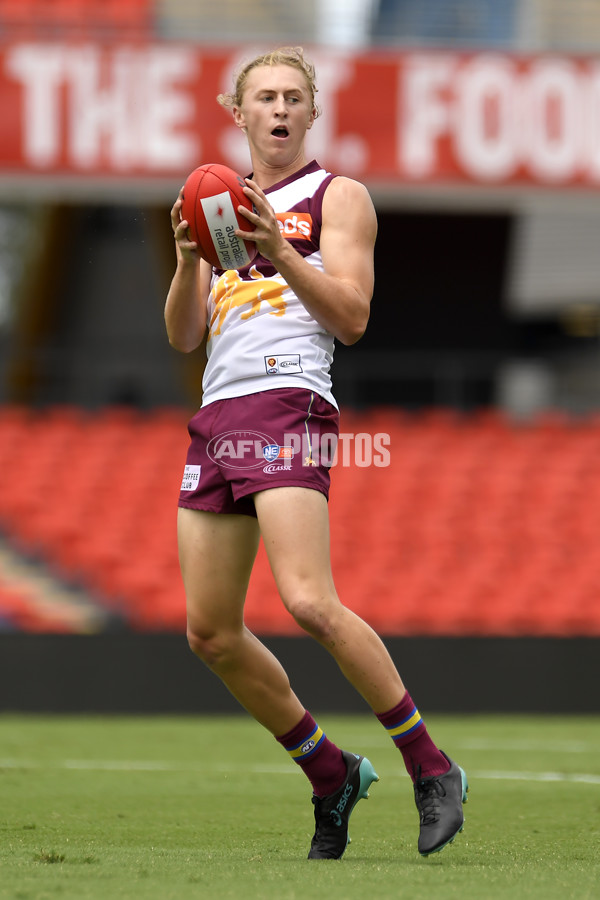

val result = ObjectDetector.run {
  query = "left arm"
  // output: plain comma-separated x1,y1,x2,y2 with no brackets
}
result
239,176,377,345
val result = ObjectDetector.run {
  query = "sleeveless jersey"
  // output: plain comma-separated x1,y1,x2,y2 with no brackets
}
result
201,160,338,409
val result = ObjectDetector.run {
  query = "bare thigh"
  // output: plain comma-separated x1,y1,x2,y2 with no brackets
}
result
253,486,340,631
178,507,260,637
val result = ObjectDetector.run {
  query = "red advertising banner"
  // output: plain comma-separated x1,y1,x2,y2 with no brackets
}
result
2,42,600,189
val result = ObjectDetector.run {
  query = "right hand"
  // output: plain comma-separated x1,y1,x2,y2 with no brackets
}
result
171,188,200,263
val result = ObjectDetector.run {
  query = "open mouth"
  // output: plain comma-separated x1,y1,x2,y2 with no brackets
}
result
271,126,289,138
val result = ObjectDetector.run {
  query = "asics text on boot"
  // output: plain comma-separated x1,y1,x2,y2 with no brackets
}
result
308,750,379,859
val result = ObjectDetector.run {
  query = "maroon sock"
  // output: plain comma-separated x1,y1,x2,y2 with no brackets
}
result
375,691,450,782
276,711,347,798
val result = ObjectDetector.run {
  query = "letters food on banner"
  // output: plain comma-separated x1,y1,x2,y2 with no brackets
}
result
2,42,600,189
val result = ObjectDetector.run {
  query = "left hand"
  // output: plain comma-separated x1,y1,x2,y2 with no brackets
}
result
236,178,287,262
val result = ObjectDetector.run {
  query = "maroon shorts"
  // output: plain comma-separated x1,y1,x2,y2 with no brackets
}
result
178,388,339,517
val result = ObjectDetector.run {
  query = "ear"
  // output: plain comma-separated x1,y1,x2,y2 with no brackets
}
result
233,106,246,132
307,106,317,130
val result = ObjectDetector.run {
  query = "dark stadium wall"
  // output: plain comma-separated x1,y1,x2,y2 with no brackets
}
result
0,635,598,714
5,203,197,409
333,209,514,410
371,211,513,353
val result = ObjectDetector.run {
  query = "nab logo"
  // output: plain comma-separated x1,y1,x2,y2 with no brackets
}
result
263,444,294,462
276,212,312,240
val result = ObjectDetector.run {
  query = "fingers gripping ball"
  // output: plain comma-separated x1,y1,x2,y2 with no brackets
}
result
181,164,257,270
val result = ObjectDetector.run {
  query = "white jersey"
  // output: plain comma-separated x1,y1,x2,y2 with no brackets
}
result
201,160,338,409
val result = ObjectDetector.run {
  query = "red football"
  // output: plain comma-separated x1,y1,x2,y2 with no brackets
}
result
180,163,257,269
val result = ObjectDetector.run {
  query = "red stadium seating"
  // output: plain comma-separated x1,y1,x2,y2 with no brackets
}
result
0,0,152,36
1,404,600,635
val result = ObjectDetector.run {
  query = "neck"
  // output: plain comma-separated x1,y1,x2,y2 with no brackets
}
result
250,152,308,190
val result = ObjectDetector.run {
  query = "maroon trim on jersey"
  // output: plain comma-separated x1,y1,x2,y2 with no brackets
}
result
213,160,336,281
260,159,323,194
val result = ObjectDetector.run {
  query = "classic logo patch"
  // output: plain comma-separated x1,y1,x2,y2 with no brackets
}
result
264,354,302,375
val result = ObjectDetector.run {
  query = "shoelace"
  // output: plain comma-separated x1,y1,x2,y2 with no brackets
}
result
311,796,328,829
310,796,337,849
311,795,335,825
414,777,447,825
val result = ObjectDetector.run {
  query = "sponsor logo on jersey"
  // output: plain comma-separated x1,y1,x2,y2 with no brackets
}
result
264,354,303,375
181,464,201,491
262,444,295,463
275,212,313,240
262,463,292,474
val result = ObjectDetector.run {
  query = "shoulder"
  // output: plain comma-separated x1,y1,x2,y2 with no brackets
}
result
324,175,373,205
322,176,377,231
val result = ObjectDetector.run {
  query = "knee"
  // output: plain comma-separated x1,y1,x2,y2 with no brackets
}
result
284,592,342,642
186,621,241,670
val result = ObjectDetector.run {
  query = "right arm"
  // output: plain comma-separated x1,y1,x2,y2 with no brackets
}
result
164,188,212,353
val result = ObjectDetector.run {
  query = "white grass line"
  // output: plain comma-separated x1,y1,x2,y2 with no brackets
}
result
0,758,179,772
1,759,600,784
341,737,600,754
473,769,600,785
64,759,180,771
457,738,600,754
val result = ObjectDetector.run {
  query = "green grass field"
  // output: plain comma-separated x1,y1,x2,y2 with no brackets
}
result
1,713,598,899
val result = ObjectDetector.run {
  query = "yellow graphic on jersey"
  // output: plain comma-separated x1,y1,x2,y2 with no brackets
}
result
208,266,287,339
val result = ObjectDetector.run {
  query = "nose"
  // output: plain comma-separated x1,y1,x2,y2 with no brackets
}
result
273,94,287,116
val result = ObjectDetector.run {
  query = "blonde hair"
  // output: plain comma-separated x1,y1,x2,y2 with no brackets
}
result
217,47,320,117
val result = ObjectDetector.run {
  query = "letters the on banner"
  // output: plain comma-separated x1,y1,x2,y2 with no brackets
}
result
2,43,600,188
